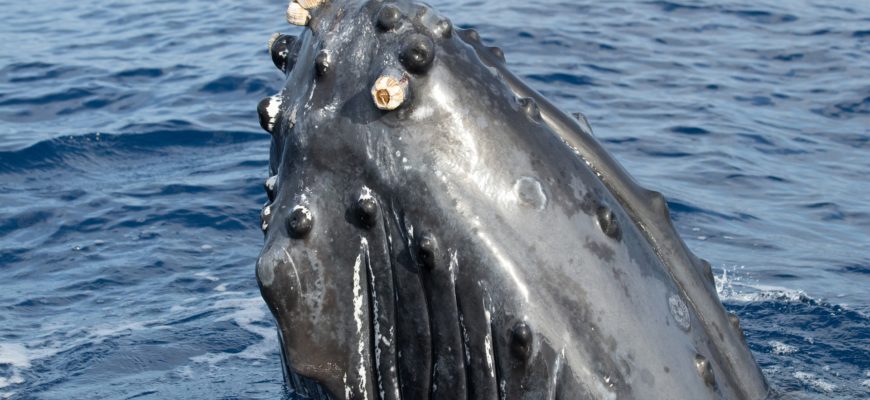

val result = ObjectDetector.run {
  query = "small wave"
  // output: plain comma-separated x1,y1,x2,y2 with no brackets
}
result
667,199,758,222
0,126,265,174
669,125,711,135
525,73,597,87
723,9,798,24
716,268,832,307
200,75,271,95
189,296,277,366
0,291,275,395
0,343,30,371
715,266,869,398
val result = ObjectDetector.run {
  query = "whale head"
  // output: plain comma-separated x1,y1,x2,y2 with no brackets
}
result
255,1,770,399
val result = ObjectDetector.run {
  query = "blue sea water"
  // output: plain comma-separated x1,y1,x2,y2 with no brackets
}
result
0,0,868,398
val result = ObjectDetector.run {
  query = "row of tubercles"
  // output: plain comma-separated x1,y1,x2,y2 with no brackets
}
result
594,200,723,388
260,186,380,238
456,27,545,124
258,31,295,135
257,0,327,135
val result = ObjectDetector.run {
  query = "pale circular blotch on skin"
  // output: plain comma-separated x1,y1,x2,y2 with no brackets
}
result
514,176,547,211
669,293,691,331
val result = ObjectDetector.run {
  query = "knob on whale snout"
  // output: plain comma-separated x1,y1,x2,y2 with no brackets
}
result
269,33,298,73
400,34,436,74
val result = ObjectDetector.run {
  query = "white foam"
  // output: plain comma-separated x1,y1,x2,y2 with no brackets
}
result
90,321,150,340
195,272,219,282
0,374,24,389
715,265,816,304
769,340,798,355
793,371,836,393
0,344,28,396
191,296,276,365
0,344,30,368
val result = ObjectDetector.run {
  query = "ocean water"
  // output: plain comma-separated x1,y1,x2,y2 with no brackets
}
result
0,0,867,398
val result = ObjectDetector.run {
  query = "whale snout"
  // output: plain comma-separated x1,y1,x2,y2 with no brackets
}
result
257,200,381,399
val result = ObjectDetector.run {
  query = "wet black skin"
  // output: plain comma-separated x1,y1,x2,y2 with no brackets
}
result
255,1,771,399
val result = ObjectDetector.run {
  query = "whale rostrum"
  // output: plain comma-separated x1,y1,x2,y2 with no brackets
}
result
255,1,771,399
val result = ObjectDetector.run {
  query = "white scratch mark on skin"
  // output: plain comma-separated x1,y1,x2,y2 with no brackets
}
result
484,309,495,378
449,250,458,284
353,239,369,400
283,249,300,289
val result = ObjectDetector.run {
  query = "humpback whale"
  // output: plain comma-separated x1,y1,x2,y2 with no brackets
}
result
255,0,771,398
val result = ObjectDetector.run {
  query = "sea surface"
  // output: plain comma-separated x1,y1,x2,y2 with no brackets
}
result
0,0,868,398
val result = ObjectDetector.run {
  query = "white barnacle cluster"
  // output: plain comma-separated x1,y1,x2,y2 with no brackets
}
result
286,0,326,26
371,69,410,111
